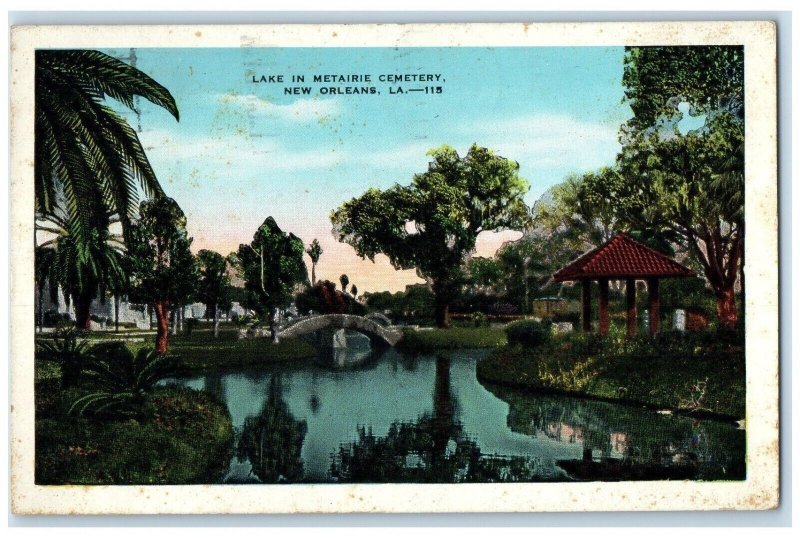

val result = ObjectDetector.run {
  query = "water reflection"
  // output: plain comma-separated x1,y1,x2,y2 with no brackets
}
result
236,377,307,483
330,355,544,483
174,348,744,483
485,383,745,481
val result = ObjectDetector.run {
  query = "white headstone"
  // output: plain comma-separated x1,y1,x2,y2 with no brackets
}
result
673,309,687,331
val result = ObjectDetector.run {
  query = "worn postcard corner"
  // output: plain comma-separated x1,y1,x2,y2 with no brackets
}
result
9,21,778,515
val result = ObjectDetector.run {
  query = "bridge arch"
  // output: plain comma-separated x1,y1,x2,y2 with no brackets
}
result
276,314,403,346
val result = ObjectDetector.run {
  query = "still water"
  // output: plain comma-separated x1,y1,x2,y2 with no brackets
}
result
172,336,745,483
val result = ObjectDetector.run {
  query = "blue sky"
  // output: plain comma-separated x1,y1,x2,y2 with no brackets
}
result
105,46,633,292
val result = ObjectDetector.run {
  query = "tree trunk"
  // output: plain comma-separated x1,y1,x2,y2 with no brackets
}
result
270,307,279,343
434,296,451,329
311,263,317,286
154,301,170,354
114,294,120,332
170,308,178,336
37,287,43,333
213,304,220,338
716,286,738,329
73,293,92,331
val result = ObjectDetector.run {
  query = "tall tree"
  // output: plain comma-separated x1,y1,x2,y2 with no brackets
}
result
234,217,308,340
331,144,531,328
127,197,198,354
339,274,350,295
197,249,233,338
35,50,179,255
616,46,745,327
306,239,323,285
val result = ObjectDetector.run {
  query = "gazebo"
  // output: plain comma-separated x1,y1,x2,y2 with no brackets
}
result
552,233,694,337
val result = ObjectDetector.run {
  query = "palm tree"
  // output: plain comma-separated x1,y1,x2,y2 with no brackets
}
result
37,205,127,330
35,49,179,258
306,239,323,285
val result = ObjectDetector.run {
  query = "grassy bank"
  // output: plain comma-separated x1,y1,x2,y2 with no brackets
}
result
166,330,317,371
476,329,745,419
397,326,507,353
36,381,233,485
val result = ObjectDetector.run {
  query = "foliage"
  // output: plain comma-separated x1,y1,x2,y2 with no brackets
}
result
36,210,127,330
305,238,323,285
196,249,233,337
35,328,92,388
35,50,178,257
332,144,531,327
36,386,233,485
477,327,745,418
69,344,186,418
616,46,745,327
236,377,307,483
233,217,308,321
295,280,366,316
339,274,350,294
127,197,198,352
621,46,744,132
505,319,552,348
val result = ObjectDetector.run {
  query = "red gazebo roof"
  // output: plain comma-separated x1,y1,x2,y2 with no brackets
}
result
552,233,695,282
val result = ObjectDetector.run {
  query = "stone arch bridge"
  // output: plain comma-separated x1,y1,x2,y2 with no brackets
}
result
275,314,403,346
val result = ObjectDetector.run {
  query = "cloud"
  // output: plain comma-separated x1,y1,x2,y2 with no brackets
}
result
215,93,341,123
461,113,621,170
140,128,344,172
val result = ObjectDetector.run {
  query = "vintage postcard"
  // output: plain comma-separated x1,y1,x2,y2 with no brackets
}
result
9,21,778,514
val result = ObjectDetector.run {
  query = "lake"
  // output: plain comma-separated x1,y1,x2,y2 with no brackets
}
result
172,336,746,483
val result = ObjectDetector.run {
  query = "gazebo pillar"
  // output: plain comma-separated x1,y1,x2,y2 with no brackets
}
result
625,278,637,338
581,279,592,333
598,278,609,336
647,278,660,336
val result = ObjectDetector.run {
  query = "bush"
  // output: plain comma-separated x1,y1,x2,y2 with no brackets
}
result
70,345,187,419
42,310,72,328
36,328,92,388
505,319,552,348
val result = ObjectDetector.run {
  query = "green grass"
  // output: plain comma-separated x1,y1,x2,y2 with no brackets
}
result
476,329,745,419
164,330,317,371
36,383,233,485
397,326,507,353
36,328,318,373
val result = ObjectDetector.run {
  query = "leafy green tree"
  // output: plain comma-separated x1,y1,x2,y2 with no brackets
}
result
532,168,624,254
127,197,198,354
615,46,744,327
35,50,179,255
35,207,127,330
197,250,233,338
305,239,323,285
331,144,531,328
234,217,308,339
339,274,350,295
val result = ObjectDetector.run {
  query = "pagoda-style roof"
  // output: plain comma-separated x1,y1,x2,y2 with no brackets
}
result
552,232,695,282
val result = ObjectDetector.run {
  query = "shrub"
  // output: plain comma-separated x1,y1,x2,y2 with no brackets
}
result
36,328,92,388
42,310,72,328
70,345,187,419
505,319,552,348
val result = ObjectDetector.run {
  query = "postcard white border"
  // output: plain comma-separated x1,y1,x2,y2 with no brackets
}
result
9,21,778,514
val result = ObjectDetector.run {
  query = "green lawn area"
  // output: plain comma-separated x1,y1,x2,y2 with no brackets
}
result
397,326,507,353
476,329,745,419
163,330,317,371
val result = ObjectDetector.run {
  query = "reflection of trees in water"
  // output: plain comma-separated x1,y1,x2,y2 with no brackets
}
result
330,355,544,483
484,383,745,480
237,376,307,483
